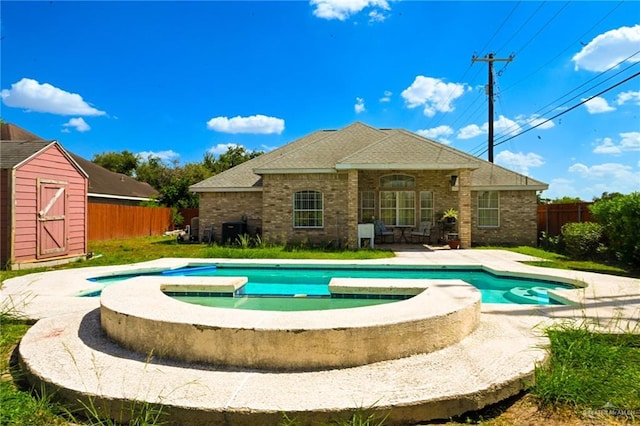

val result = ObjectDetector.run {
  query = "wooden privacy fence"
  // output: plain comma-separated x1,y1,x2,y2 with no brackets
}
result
88,203,172,241
537,202,594,237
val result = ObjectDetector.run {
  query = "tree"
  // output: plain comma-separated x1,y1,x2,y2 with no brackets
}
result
205,146,263,174
92,150,139,176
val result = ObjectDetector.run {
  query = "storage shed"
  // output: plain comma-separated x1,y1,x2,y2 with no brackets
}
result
0,140,88,270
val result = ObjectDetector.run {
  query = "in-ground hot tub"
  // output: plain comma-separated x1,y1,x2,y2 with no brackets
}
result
100,275,481,371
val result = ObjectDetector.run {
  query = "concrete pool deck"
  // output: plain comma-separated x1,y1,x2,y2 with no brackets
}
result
3,248,640,425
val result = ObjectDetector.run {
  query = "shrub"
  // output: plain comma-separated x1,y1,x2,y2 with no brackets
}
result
590,192,640,267
560,222,604,260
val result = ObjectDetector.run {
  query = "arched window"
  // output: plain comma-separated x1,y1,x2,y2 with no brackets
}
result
293,190,323,228
379,175,415,226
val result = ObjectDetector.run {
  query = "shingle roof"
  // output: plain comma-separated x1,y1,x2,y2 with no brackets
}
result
0,140,57,169
69,153,158,199
1,123,158,200
193,121,547,192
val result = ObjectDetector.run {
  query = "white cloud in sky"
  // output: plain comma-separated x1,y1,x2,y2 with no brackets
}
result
416,125,454,145
583,96,616,114
137,150,180,162
616,90,640,106
568,162,640,197
572,24,640,72
1,77,105,116
62,117,90,133
456,115,524,140
544,178,578,200
593,132,640,154
208,143,239,155
368,10,387,23
401,76,467,117
206,114,285,134
354,97,366,114
310,0,390,21
457,124,483,140
379,91,392,102
517,114,555,130
495,150,545,175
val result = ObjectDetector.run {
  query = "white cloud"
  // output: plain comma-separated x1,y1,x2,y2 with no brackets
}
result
401,76,467,117
416,125,454,144
368,10,387,23
616,90,640,106
457,115,524,140
379,90,392,102
517,114,555,130
1,78,106,116
568,162,640,196
457,124,483,140
208,143,239,155
593,132,640,154
495,150,545,175
206,114,285,134
137,150,180,162
543,178,579,200
310,0,390,21
583,96,616,114
354,97,366,114
62,117,90,133
572,24,640,72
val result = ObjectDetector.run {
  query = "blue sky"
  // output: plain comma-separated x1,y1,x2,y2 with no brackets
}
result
1,0,639,201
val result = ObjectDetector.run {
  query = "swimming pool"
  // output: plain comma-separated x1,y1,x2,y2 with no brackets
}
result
87,263,573,307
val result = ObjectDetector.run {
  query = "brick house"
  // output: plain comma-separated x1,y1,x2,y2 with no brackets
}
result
190,122,547,248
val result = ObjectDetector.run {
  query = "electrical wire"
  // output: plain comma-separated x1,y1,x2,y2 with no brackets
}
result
474,71,640,158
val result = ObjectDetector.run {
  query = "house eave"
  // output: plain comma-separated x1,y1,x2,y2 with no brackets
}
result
88,193,156,202
253,168,337,174
335,163,480,170
462,185,548,192
191,187,263,193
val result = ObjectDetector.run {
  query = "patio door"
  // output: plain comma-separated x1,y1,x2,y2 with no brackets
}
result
37,179,68,258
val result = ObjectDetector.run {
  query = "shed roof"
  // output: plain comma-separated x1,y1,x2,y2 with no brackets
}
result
1,123,157,201
0,140,56,169
191,122,547,192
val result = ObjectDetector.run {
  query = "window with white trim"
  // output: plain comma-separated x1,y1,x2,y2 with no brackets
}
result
359,191,375,222
293,190,323,228
379,175,416,226
478,191,499,227
419,191,434,224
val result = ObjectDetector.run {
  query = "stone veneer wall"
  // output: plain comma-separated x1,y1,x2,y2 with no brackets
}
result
262,173,351,245
197,192,263,242
471,190,539,246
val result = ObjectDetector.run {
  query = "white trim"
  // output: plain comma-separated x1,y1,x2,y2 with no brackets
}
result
254,168,337,174
452,185,548,192
88,193,156,202
336,163,480,170
190,187,263,193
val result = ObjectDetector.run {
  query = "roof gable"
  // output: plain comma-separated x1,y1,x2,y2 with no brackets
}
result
0,140,56,169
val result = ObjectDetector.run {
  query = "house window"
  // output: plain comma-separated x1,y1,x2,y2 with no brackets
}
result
478,191,499,227
380,174,415,188
359,191,375,222
293,190,323,228
380,191,415,226
420,191,434,224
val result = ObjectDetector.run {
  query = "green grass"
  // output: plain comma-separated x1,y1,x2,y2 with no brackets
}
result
2,237,639,425
533,321,640,418
474,245,638,278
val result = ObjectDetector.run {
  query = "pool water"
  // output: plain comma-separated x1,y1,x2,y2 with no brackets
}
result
89,263,572,308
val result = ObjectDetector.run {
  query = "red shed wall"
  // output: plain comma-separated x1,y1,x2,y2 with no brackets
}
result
0,169,11,267
12,145,87,264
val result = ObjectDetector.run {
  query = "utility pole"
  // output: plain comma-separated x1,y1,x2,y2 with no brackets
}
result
472,53,513,163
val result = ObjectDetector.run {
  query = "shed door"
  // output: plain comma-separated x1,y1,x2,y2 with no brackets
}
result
37,180,68,258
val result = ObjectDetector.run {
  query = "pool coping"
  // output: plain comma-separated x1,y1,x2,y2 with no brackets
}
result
5,249,639,425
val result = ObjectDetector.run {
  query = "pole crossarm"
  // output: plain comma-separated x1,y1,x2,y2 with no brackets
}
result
472,53,514,163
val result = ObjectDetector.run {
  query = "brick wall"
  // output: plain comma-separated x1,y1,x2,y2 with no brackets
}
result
262,173,350,245
472,190,538,246
198,191,262,241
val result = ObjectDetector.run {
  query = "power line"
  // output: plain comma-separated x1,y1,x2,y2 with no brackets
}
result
475,71,640,157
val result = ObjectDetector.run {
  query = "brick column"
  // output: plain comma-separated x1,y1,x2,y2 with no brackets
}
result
347,169,359,248
457,169,472,248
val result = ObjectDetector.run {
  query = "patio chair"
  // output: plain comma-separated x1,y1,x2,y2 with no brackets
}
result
374,219,394,243
410,222,432,244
